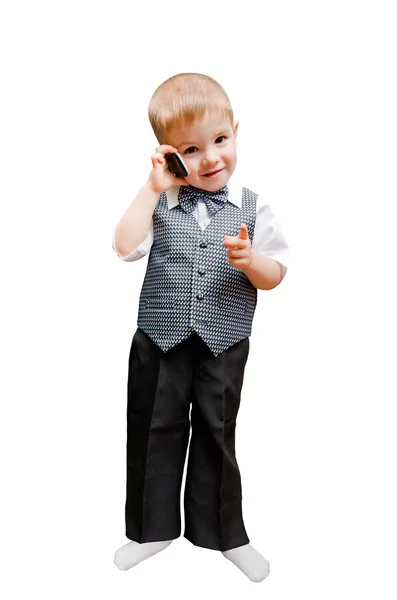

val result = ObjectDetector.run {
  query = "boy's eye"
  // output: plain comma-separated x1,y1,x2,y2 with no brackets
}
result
184,146,198,154
215,136,226,143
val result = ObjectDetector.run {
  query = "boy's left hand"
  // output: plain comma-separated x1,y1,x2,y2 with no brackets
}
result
222,224,252,270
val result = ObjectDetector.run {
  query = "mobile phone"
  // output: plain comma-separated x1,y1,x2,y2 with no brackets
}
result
165,153,189,178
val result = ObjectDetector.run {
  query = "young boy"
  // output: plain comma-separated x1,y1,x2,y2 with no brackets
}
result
112,73,288,582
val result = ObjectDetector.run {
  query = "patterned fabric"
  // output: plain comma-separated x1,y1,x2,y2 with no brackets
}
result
178,185,229,215
137,187,258,356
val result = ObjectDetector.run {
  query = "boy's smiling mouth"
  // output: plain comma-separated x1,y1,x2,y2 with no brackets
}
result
202,168,223,178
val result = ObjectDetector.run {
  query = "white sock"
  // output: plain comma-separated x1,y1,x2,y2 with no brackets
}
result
114,540,172,570
222,543,270,582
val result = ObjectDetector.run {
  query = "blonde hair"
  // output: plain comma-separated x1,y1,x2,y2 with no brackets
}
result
148,73,234,144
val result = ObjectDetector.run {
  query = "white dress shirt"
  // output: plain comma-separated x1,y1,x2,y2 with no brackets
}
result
113,175,289,279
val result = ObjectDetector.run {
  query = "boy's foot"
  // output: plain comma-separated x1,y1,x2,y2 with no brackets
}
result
222,543,270,582
114,540,172,570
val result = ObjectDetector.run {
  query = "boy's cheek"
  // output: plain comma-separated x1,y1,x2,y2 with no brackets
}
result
184,169,198,184
184,157,200,177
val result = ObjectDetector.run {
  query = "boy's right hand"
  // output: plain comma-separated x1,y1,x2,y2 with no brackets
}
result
147,145,189,194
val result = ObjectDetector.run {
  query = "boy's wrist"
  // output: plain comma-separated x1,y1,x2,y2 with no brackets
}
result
242,250,282,290
144,180,164,196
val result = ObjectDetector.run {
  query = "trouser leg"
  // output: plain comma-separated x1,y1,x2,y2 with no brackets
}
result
183,335,250,551
125,328,192,542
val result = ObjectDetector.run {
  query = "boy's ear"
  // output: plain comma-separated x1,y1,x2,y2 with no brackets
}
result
233,120,239,136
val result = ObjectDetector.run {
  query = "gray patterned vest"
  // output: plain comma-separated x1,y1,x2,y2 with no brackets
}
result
137,186,258,356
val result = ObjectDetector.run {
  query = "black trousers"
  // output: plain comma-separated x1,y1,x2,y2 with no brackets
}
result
125,327,250,551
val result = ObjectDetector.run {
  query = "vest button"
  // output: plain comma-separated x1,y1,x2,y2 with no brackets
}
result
198,269,206,276
199,242,207,248
196,294,204,301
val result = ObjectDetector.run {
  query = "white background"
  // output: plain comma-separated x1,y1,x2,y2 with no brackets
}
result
1,0,396,598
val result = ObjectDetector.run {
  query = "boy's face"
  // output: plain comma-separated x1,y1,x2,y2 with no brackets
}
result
166,111,238,192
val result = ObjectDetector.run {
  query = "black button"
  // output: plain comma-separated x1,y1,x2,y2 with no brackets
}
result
196,294,204,301
199,242,207,248
198,269,206,276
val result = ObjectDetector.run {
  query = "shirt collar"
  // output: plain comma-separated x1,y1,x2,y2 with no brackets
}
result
165,172,242,210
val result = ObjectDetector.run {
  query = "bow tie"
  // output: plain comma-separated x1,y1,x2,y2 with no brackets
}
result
178,185,229,216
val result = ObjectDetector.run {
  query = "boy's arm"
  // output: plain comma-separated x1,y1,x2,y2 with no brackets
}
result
223,225,282,290
112,223,153,262
242,251,282,290
113,183,159,258
113,145,189,258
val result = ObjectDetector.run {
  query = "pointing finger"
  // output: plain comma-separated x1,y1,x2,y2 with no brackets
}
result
238,224,248,240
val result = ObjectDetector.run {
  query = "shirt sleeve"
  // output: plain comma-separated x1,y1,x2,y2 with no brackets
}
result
112,223,154,262
252,196,289,280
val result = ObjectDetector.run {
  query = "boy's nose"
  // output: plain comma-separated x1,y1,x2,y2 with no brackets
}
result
202,153,219,167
